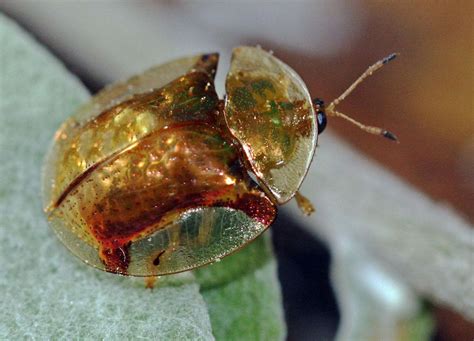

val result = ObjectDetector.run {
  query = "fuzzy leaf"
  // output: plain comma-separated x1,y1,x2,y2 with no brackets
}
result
196,235,285,340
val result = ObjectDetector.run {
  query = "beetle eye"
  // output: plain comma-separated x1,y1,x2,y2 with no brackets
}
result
317,111,327,134
313,98,324,107
312,98,327,134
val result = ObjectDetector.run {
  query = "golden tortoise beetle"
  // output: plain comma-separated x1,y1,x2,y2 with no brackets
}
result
42,46,398,278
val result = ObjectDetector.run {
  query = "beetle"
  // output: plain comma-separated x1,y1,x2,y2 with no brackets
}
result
42,46,397,278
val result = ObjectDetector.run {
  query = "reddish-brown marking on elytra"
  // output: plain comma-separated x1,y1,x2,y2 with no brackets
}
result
87,183,272,273
89,192,216,242
99,242,131,274
225,193,276,226
78,121,275,274
213,190,276,227
88,187,272,273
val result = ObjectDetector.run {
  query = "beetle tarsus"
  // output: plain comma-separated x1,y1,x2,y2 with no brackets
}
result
145,276,157,289
294,191,315,216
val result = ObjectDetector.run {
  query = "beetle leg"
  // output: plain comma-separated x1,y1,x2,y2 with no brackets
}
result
145,276,157,289
294,191,315,216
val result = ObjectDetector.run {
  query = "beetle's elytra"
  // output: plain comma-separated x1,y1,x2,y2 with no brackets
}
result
43,46,397,276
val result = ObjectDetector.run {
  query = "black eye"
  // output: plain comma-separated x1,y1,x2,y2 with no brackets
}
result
317,111,327,134
314,98,324,107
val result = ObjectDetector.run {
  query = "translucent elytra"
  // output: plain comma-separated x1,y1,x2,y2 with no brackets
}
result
43,52,277,276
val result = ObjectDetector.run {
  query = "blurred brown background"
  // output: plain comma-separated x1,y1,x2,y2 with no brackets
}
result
1,1,472,339
297,3,473,338
294,1,474,221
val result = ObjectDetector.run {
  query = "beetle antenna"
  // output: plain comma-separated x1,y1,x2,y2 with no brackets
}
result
325,109,398,142
325,53,399,142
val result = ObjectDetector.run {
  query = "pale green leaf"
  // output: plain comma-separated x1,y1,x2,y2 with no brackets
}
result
196,235,285,341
